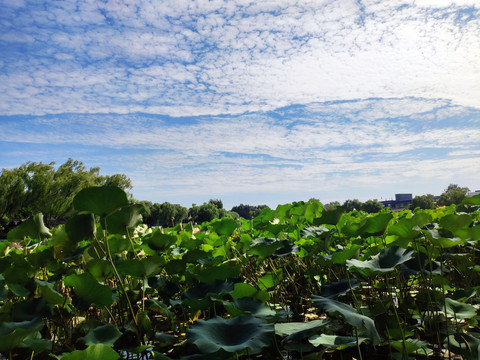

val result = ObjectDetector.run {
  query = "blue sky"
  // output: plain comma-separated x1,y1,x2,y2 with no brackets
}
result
1,0,479,209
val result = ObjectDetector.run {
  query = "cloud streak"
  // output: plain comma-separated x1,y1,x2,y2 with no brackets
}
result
1,0,479,116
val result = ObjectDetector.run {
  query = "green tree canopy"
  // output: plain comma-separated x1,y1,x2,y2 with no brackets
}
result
141,201,188,227
342,199,363,212
0,159,132,233
361,199,383,213
410,194,435,210
230,204,268,219
437,184,470,206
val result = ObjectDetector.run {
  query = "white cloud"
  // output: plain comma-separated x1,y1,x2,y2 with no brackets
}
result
1,1,479,115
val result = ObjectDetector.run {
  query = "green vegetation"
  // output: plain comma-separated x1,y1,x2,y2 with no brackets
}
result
0,159,132,236
1,185,479,360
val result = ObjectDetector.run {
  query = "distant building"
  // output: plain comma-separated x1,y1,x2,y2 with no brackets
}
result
467,190,480,197
381,193,413,210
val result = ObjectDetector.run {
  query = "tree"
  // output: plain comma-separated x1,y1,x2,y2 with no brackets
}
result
141,201,188,227
437,184,469,206
323,201,341,211
342,199,363,212
0,159,132,233
361,199,383,213
231,204,268,219
410,194,435,210
189,202,219,223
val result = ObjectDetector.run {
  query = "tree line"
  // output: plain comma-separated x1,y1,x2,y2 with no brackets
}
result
0,159,473,237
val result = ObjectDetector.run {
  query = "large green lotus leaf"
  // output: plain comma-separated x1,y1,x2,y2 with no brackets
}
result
311,295,380,343
248,237,285,258
360,213,393,236
164,258,187,276
80,324,122,346
60,344,120,360
440,214,473,231
184,280,234,300
320,278,359,299
425,228,467,248
86,259,114,281
387,212,432,239
195,261,242,284
331,245,362,265
51,225,78,260
313,206,345,226
210,218,238,236
65,213,96,242
34,279,65,305
453,225,480,241
116,256,164,278
2,253,33,285
399,251,443,276
257,269,283,291
7,213,52,243
0,317,44,352
275,319,329,339
346,246,414,274
18,335,52,354
187,315,274,354
391,338,433,356
302,200,323,224
73,186,129,216
145,232,178,252
309,334,366,350
446,333,480,358
106,203,144,235
12,298,53,321
442,298,477,319
64,272,117,307
462,194,480,205
145,299,174,319
223,297,276,318
230,283,269,302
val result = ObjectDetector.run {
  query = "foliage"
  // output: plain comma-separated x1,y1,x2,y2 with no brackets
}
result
189,200,239,224
361,199,383,213
0,159,132,235
342,198,363,212
141,201,188,227
410,193,435,210
230,204,268,219
437,184,470,206
1,187,480,360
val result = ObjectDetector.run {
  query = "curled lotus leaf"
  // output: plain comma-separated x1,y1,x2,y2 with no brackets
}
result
347,246,414,274
187,315,274,354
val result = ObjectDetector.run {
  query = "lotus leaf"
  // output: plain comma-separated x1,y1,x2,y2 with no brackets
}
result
65,213,96,242
210,218,238,236
7,213,51,243
106,203,144,235
34,278,64,305
442,297,477,319
223,297,276,318
73,186,129,216
80,324,122,346
64,272,117,307
311,295,380,343
0,317,44,352
187,315,274,354
275,319,329,339
60,344,120,360
347,246,414,274
309,333,366,349
320,278,359,299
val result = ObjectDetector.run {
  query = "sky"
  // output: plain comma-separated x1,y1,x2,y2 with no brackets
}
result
1,0,479,210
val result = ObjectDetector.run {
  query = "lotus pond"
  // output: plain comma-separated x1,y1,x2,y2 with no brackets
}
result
1,186,480,360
